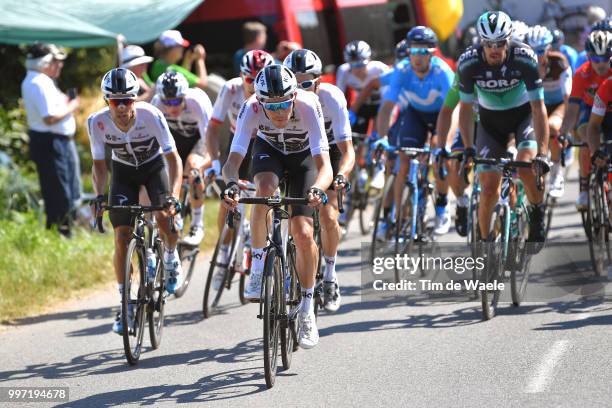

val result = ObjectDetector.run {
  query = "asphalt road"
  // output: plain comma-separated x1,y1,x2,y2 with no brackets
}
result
1,168,612,407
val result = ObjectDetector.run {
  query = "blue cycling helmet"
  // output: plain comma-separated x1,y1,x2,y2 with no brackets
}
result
407,26,438,47
591,17,612,33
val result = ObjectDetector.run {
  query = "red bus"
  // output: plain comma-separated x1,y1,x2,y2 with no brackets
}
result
179,0,431,79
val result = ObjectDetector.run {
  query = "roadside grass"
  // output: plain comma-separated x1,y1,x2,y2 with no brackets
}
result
0,199,220,323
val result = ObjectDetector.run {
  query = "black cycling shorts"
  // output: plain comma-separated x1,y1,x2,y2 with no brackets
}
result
329,143,342,182
108,157,169,227
251,138,317,218
173,133,199,164
476,103,537,166
353,104,379,135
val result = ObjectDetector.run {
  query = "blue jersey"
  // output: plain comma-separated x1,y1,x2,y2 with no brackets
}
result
383,56,454,113
575,49,588,71
560,44,578,72
379,59,409,87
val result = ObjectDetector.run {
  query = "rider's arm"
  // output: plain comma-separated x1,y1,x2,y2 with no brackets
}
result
312,152,333,192
350,77,380,113
586,111,604,152
164,150,183,199
191,89,213,157
587,92,607,152
376,100,395,138
207,82,232,161
330,86,355,177
435,104,456,149
336,140,355,178
222,99,255,182
92,160,108,197
560,69,587,135
530,99,550,156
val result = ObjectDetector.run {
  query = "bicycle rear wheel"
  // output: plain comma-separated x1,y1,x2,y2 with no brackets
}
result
360,185,380,235
174,243,199,298
263,247,282,389
148,240,166,349
281,239,299,369
370,174,395,263
544,192,555,240
510,204,531,306
481,207,504,321
123,239,146,365
587,179,608,276
395,185,413,283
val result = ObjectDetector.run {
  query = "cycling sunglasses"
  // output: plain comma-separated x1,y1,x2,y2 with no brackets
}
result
261,99,293,111
349,61,367,68
589,55,609,63
482,39,508,49
409,47,435,55
299,78,319,89
161,97,184,106
107,98,135,108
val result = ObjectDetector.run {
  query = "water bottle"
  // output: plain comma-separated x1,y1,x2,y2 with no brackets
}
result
146,248,157,282
175,213,184,232
358,168,368,190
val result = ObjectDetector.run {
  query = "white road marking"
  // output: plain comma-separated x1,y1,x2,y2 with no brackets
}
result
525,339,570,394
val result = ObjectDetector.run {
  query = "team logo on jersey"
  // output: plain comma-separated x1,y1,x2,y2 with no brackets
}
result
476,78,520,89
115,194,128,205
97,121,104,131
486,71,492,78
252,103,259,113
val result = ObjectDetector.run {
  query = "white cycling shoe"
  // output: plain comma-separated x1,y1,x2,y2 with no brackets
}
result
576,191,589,211
548,166,565,199
243,269,263,300
298,311,319,349
433,206,451,235
182,224,204,247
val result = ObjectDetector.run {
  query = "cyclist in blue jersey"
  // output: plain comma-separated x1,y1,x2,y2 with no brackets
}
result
526,25,572,198
375,26,455,237
458,11,550,252
552,29,579,73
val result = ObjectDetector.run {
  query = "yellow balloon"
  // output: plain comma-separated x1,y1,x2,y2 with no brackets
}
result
423,0,464,42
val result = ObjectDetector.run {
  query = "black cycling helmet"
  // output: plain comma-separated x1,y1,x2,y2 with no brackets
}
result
100,68,139,99
255,64,297,100
407,25,438,47
343,40,371,63
591,17,612,33
283,49,323,76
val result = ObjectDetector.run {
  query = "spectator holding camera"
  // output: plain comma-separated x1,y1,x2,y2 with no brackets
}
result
21,43,81,237
150,29,208,89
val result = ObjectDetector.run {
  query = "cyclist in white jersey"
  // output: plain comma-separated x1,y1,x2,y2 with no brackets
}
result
205,50,274,289
151,71,212,246
222,64,333,349
87,68,183,334
284,49,355,313
336,40,390,135
152,71,213,246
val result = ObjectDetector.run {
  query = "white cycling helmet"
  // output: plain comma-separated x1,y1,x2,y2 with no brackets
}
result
586,30,612,57
255,64,297,101
343,40,371,63
511,20,530,42
156,70,189,99
283,49,322,76
526,25,553,51
101,68,139,99
477,11,513,41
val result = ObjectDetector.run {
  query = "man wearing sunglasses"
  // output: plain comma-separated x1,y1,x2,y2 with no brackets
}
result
458,11,551,253
560,30,612,209
205,50,274,289
221,64,332,349
152,71,213,246
337,40,390,136
87,68,183,334
284,48,355,313
525,25,573,199
376,25,454,239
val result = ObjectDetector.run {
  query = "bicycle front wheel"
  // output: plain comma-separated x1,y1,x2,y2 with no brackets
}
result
263,247,282,389
587,178,608,276
174,243,199,298
481,207,505,321
395,185,413,283
203,224,237,318
281,239,299,370
123,239,146,365
148,240,166,349
510,203,531,306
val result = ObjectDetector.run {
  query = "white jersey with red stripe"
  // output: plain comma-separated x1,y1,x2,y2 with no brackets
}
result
230,89,329,157
211,77,248,132
317,82,352,145
87,102,176,167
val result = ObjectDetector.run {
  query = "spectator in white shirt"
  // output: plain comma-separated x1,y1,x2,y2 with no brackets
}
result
21,43,81,236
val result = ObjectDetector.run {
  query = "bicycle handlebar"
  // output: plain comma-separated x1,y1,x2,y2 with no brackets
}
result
93,204,175,234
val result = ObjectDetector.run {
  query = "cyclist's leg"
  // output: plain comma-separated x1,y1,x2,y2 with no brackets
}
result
287,152,320,347
245,139,283,298
182,151,209,245
474,119,504,239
